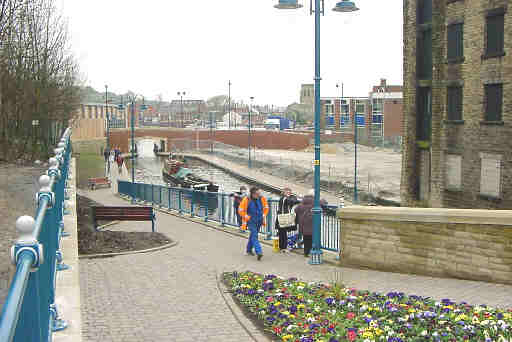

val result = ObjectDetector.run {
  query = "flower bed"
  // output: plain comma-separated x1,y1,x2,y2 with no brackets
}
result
225,271,512,342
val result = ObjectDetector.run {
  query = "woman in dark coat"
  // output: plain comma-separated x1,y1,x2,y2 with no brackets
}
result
295,189,327,257
276,187,299,253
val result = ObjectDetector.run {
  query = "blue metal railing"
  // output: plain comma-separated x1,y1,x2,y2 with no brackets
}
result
118,180,341,252
0,128,72,342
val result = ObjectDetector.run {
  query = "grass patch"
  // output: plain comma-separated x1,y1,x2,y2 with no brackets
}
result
225,271,512,342
76,152,105,189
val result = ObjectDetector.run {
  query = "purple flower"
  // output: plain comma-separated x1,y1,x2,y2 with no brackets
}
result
325,298,335,306
329,338,339,342
266,317,275,323
247,289,256,295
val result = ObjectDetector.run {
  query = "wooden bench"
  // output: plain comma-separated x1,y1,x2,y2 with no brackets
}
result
91,206,156,232
88,177,111,190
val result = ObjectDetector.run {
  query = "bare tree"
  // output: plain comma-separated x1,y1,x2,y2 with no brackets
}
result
0,0,82,161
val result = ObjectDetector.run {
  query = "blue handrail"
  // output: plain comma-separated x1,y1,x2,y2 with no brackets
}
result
0,128,72,342
118,180,341,252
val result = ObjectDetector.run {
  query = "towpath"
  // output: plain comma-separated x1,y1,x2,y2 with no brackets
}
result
78,187,512,342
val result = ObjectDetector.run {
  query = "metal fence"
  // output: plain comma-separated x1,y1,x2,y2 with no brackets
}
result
0,128,72,342
118,180,340,252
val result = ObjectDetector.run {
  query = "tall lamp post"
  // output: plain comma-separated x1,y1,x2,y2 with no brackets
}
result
248,96,254,168
177,91,186,128
105,85,110,174
228,80,232,129
275,0,359,265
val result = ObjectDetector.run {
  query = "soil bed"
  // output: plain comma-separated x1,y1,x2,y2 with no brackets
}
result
77,195,171,255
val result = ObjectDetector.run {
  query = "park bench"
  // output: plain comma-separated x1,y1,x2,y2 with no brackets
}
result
91,206,156,232
88,177,111,190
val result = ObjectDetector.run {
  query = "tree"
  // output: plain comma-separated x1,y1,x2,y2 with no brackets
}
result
0,0,82,161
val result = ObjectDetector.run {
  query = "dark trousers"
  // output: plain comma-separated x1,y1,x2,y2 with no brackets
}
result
278,228,288,250
303,235,312,256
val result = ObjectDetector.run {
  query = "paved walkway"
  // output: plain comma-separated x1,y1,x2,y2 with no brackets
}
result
79,188,512,342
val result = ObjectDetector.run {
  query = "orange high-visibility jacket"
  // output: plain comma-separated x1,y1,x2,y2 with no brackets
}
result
238,196,269,229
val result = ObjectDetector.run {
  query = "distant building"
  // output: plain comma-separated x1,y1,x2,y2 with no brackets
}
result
402,0,512,209
300,84,315,105
319,79,403,146
170,99,206,125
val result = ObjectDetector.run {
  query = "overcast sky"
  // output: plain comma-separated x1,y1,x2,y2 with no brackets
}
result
60,0,403,106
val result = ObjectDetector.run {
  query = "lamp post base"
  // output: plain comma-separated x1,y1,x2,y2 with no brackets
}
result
308,249,323,265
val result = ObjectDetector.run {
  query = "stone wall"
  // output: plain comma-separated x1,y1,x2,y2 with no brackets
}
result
338,206,512,284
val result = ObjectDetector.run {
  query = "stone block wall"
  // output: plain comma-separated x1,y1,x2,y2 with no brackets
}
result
338,206,512,284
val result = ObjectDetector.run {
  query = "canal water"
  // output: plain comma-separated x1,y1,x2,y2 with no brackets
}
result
131,140,276,198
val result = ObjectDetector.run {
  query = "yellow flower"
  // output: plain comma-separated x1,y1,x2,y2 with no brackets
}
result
455,314,468,322
504,313,511,320
282,311,290,316
282,335,294,342
275,301,282,307
298,304,305,309
374,328,383,336
298,295,304,300
408,308,416,313
362,331,374,339
289,314,295,319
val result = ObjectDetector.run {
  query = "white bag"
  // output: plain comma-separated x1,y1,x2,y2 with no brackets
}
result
278,200,296,228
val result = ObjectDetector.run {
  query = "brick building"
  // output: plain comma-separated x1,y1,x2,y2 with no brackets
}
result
402,0,512,209
319,79,403,145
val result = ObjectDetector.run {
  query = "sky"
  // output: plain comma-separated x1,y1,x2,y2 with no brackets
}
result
60,0,403,107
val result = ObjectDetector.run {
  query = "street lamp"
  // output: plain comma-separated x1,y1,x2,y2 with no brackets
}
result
275,0,359,265
228,81,232,129
248,96,254,169
177,91,186,128
105,85,110,174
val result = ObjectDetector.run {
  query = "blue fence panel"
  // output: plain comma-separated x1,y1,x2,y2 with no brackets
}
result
0,128,72,342
117,181,341,254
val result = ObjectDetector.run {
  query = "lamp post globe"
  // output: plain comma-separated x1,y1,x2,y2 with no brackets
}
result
274,0,303,9
332,0,359,12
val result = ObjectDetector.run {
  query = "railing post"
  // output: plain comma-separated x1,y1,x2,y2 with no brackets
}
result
265,199,273,240
7,216,44,342
220,193,225,226
151,184,154,203
204,191,209,222
168,187,171,210
178,189,183,215
190,190,195,218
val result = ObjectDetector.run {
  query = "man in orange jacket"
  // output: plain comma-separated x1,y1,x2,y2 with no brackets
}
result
238,187,269,260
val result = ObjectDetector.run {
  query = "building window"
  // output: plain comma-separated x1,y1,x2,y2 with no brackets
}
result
446,86,463,121
418,28,432,79
445,154,462,190
447,23,463,61
418,0,432,24
484,84,503,122
480,155,501,198
417,87,432,141
485,10,505,57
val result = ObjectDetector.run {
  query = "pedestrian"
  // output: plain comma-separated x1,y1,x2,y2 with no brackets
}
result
103,148,109,162
238,187,269,261
117,155,124,173
231,186,248,230
295,189,327,258
276,187,299,253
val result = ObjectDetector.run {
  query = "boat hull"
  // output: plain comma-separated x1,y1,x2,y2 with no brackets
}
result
162,171,219,193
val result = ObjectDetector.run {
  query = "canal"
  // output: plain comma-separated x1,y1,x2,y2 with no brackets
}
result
130,140,276,198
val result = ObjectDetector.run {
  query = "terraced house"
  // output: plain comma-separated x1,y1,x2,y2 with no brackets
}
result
402,0,512,209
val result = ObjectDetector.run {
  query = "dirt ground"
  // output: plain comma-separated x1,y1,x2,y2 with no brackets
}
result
255,143,402,202
77,195,171,255
0,162,47,306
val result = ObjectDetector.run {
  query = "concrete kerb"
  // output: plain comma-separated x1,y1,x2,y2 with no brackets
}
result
79,241,179,259
117,194,341,266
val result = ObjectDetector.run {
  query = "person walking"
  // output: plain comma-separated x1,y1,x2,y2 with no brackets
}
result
238,187,269,260
276,187,299,253
116,154,124,173
231,186,248,230
295,189,327,257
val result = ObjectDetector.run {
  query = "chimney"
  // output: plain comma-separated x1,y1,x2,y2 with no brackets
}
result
380,78,387,87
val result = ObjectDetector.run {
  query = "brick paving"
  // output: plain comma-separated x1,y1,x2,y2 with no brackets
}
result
79,188,512,342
